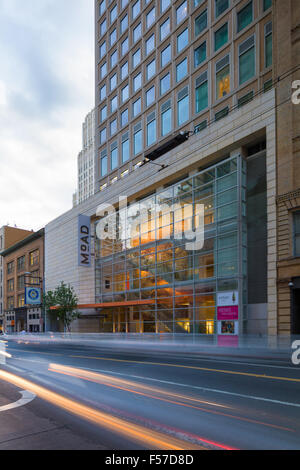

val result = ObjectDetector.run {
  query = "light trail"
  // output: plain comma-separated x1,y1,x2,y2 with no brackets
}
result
0,369,207,450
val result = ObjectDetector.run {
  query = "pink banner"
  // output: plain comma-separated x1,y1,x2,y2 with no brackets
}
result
217,305,239,320
218,335,239,348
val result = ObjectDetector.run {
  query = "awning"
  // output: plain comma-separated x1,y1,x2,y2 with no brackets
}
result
50,299,155,310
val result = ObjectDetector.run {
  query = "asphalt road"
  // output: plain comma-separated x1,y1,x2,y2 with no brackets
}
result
0,336,300,450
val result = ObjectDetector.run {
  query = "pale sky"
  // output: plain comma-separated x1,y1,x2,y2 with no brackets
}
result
0,0,94,231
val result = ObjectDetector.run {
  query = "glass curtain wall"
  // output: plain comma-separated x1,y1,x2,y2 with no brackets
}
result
95,156,247,335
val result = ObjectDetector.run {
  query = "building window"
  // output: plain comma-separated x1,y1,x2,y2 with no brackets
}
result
111,50,118,68
133,23,142,43
100,1,105,16
100,19,107,36
146,7,155,28
177,88,189,126
147,116,156,146
160,73,171,95
121,84,129,102
18,275,25,290
161,44,171,67
121,109,129,127
100,42,106,59
161,103,172,136
133,97,141,116
121,62,128,80
215,23,228,51
176,1,187,24
134,128,143,155
110,5,117,23
29,250,39,267
7,279,14,292
160,18,170,41
7,297,14,309
121,37,129,56
146,59,156,80
194,0,205,6
100,128,107,144
146,86,155,107
101,155,108,176
100,105,107,122
239,35,255,85
100,62,107,79
263,0,272,11
122,138,130,163
216,55,230,99
161,0,170,13
294,211,300,257
122,0,128,9
110,118,117,135
196,73,208,113
100,84,106,101
265,22,272,68
111,146,118,170
110,29,117,46
120,14,128,34
111,95,118,112
7,261,14,275
177,28,188,52
17,256,25,272
132,0,140,20
146,34,155,55
176,57,188,82
18,294,25,308
194,42,206,67
237,2,253,33
215,0,229,18
133,72,142,91
132,49,141,68
195,9,207,36
110,73,117,91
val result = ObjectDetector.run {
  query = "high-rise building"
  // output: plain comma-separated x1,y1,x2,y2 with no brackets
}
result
45,0,299,338
77,108,96,205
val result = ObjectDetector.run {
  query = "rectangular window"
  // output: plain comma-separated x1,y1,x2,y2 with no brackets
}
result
100,19,107,36
100,42,106,58
160,73,170,95
121,62,128,80
30,250,39,267
110,29,117,47
121,37,129,56
134,128,143,155
133,97,141,116
7,262,14,275
216,55,230,99
237,2,253,33
133,23,142,43
121,84,129,102
177,28,188,52
146,34,155,55
161,44,171,67
132,49,141,68
146,86,155,107
100,105,107,122
100,84,106,101
265,22,272,68
111,146,118,169
18,275,25,290
194,42,206,67
18,295,25,308
110,73,117,91
120,15,128,34
111,95,117,113
176,1,187,24
177,88,189,126
122,138,130,163
101,155,108,176
294,211,300,257
100,1,105,16
110,5,117,23
239,36,255,85
7,279,14,292
17,256,25,272
133,72,142,91
263,0,272,11
147,115,156,146
161,0,170,13
121,109,129,127
146,59,156,80
195,73,208,113
146,8,155,28
100,128,107,144
111,50,118,68
215,0,229,18
110,118,117,135
160,18,170,41
176,58,188,82
132,0,140,20
195,9,207,36
161,102,172,136
215,23,228,51
100,62,107,79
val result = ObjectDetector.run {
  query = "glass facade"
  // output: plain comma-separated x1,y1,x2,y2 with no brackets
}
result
95,156,247,335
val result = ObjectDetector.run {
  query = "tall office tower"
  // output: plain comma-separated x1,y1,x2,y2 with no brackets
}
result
77,108,96,205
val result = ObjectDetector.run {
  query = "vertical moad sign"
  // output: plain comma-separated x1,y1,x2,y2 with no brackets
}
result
78,214,91,267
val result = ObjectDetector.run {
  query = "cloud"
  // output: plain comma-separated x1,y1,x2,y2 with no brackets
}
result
0,0,94,230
